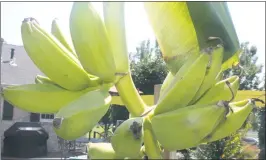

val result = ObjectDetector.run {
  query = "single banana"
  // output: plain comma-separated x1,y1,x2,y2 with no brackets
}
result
87,142,123,159
70,2,116,82
202,99,254,143
154,53,210,115
35,74,99,86
21,18,99,91
2,83,99,113
151,102,227,151
115,74,147,117
53,88,111,140
190,46,224,104
195,75,240,105
111,117,143,158
51,18,76,56
35,75,56,85
215,69,224,83
159,72,174,98
103,2,129,78
143,117,162,159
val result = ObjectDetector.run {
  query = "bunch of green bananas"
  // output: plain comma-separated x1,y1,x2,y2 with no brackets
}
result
2,2,260,160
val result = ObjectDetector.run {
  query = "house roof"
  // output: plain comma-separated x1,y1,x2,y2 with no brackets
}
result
0,43,143,94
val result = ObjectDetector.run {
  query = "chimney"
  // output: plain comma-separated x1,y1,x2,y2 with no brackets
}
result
10,48,15,60
9,48,17,67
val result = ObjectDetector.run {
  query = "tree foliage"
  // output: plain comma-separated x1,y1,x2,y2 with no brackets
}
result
223,42,263,90
130,39,168,95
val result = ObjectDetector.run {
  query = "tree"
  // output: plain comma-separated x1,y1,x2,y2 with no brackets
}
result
192,42,264,159
130,39,168,95
223,42,263,90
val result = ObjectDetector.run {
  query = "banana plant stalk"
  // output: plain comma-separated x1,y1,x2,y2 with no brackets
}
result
103,2,147,117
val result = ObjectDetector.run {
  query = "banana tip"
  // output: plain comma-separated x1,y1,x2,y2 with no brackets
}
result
53,117,64,129
22,17,39,24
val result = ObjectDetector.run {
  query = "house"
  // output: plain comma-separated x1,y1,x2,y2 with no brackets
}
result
0,42,65,153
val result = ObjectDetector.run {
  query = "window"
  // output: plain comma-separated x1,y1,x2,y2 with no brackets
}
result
2,100,14,120
40,114,54,122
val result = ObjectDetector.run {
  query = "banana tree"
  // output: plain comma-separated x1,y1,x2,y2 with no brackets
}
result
3,2,262,160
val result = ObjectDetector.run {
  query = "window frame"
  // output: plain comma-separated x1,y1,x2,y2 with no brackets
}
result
39,113,55,122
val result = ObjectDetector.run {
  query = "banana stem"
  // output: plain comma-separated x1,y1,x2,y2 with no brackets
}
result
115,73,147,117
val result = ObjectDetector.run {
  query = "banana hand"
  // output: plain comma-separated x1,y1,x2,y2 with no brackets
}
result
21,18,98,91
202,99,254,143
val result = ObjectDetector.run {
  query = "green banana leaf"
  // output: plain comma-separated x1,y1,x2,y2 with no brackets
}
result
144,2,240,72
187,2,241,71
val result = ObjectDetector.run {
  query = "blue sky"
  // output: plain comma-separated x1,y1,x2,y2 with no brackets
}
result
1,2,265,75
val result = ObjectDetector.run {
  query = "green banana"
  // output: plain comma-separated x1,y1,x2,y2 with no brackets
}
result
203,99,254,142
87,142,123,159
190,46,224,104
35,75,56,85
143,117,162,159
111,117,143,158
103,2,148,117
154,53,210,115
215,69,224,83
103,2,129,78
195,75,240,105
159,72,174,98
2,83,98,113
70,2,116,83
115,74,147,117
51,18,76,56
21,18,99,91
53,89,111,140
151,102,227,151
